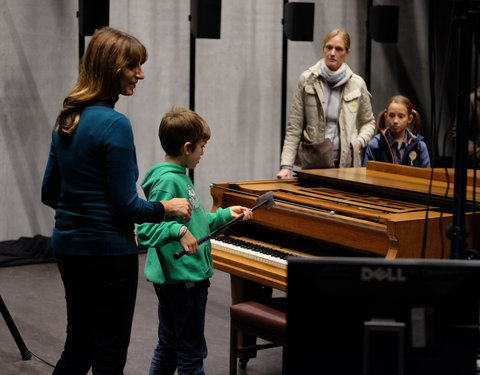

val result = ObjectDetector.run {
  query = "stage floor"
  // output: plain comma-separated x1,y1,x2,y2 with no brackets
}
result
0,253,283,375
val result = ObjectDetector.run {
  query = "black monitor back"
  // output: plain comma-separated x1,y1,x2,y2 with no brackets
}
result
286,257,480,375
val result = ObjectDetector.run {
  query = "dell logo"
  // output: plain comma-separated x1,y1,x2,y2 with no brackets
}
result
361,267,407,282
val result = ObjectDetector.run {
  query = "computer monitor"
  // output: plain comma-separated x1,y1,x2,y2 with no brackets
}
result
286,257,480,375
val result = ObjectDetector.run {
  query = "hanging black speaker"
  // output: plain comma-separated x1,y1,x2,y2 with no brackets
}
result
284,2,315,42
191,0,222,39
78,0,109,36
369,5,399,43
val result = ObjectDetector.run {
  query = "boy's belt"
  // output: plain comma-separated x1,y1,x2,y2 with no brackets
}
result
163,278,210,290
184,279,210,289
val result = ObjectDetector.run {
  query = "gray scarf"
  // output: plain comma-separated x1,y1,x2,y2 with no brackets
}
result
318,62,348,88
318,61,349,160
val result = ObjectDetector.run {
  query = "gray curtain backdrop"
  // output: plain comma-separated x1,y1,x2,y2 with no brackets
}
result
1,0,456,241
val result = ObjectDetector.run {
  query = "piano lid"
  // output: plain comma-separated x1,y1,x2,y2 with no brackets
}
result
295,161,480,209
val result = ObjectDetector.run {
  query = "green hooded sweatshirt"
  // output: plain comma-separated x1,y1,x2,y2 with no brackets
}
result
136,162,232,285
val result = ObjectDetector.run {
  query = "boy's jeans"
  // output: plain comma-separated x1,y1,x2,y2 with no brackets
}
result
149,279,210,375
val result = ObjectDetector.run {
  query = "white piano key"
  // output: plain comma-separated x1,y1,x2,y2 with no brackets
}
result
210,238,288,269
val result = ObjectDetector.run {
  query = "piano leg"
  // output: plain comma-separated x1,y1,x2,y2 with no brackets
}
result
230,275,273,305
230,275,274,365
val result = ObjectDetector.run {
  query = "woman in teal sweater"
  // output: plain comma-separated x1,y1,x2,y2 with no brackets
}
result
41,27,191,375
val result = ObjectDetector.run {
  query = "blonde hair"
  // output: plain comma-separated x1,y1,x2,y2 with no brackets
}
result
377,95,422,135
159,106,211,156
56,27,147,136
323,28,351,51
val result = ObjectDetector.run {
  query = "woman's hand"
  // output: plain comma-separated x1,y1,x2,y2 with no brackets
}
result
276,168,292,179
179,227,198,255
161,198,192,222
229,206,253,221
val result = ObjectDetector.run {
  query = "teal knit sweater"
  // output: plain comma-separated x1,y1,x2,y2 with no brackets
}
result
41,103,164,256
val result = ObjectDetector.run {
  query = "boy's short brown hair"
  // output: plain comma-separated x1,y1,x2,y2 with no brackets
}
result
159,106,211,156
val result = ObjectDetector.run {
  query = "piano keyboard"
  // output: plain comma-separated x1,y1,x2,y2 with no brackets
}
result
210,236,296,269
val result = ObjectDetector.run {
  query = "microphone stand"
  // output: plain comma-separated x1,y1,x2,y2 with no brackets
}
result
189,22,196,184
172,212,244,260
173,193,274,259
450,1,477,259
0,295,31,360
364,0,373,90
280,0,288,152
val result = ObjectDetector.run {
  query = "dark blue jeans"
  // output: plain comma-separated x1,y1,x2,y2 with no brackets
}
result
53,253,138,375
149,279,210,375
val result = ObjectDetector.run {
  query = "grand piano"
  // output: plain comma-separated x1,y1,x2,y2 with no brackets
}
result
209,161,480,301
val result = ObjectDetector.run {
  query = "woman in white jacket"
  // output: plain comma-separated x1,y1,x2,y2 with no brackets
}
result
277,28,376,178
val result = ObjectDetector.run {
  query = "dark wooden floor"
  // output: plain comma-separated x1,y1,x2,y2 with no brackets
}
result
0,253,283,374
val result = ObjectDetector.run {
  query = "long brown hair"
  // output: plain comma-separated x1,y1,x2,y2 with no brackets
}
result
377,95,422,135
56,27,147,136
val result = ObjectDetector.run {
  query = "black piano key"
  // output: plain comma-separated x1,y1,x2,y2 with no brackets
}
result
215,236,296,260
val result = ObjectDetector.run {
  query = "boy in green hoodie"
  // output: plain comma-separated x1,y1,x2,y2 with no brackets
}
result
136,106,252,375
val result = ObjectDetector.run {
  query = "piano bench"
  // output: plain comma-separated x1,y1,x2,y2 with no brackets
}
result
229,300,286,375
